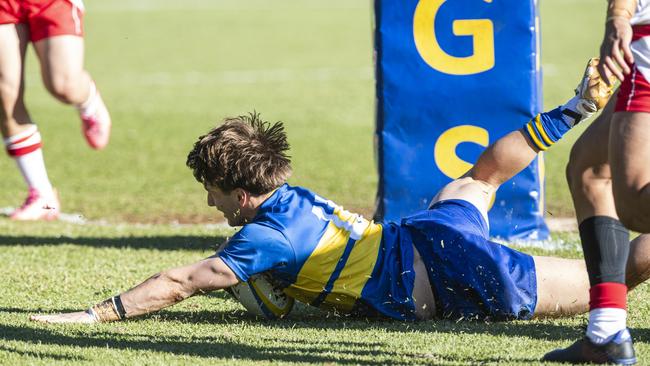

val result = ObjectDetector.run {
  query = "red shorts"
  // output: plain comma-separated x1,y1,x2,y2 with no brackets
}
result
615,25,650,113
614,65,650,113
0,0,83,42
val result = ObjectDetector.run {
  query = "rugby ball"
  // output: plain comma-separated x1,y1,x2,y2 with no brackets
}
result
227,272,294,319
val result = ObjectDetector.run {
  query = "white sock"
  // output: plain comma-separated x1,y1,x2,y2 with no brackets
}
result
4,126,54,198
77,80,98,116
560,95,595,127
586,307,627,344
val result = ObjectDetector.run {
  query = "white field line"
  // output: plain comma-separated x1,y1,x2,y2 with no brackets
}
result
25,67,373,87
88,0,369,13
127,67,373,86
500,237,582,252
0,206,232,230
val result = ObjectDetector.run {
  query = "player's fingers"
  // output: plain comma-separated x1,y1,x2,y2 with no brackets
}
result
598,59,616,85
605,56,624,83
622,42,635,66
612,44,631,75
30,314,50,322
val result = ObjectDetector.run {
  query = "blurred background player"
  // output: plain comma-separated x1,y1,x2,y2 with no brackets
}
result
0,0,111,220
547,0,650,364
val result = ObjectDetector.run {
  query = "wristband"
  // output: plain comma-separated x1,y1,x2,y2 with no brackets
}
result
606,15,631,22
90,295,127,322
607,0,636,20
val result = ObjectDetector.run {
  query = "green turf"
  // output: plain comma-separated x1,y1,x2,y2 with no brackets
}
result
2,220,650,365
2,0,642,365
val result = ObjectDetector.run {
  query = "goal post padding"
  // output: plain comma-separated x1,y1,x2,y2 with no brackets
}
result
374,0,548,240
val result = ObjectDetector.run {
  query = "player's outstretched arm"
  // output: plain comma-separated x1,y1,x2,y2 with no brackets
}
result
471,58,613,190
30,256,239,324
433,60,613,212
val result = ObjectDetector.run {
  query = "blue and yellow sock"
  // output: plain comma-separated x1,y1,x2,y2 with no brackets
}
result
523,95,593,151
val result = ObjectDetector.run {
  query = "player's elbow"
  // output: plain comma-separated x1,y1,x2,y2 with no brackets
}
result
157,270,196,301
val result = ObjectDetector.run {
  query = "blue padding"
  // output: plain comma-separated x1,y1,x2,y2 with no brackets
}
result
374,0,548,240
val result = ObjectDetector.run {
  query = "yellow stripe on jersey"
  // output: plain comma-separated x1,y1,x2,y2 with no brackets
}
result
525,122,548,151
534,114,554,147
285,205,383,312
323,222,383,311
284,221,351,304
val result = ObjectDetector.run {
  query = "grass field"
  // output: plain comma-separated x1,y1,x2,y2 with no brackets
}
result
2,0,648,365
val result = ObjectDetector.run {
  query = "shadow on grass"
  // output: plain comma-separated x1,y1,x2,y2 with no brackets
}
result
128,308,589,342
0,344,85,361
0,322,552,364
1,304,591,344
0,306,624,364
0,323,412,365
0,235,227,251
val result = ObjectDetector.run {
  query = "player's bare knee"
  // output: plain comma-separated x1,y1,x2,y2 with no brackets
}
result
566,143,591,190
0,78,22,109
616,202,650,233
45,73,80,103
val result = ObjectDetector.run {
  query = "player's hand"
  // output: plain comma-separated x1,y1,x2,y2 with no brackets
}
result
30,310,96,324
599,16,634,85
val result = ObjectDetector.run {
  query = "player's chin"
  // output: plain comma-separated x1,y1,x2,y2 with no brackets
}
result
226,216,244,227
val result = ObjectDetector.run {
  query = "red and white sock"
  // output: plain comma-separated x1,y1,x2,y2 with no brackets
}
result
586,282,628,344
4,125,54,198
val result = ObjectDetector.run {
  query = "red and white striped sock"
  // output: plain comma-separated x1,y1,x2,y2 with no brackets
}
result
4,125,54,198
586,282,628,344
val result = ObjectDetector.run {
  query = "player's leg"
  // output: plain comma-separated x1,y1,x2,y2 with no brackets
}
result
543,83,639,365
564,97,632,341
34,35,90,105
0,23,59,220
609,111,650,232
31,0,111,150
534,233,650,318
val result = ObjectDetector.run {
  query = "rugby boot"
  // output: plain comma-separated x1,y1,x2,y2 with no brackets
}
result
542,328,637,365
79,89,111,150
10,188,60,221
574,58,615,114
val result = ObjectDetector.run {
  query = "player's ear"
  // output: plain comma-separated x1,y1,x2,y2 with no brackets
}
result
234,188,248,207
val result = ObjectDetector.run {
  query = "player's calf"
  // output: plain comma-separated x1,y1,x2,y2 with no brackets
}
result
3,125,60,221
77,80,111,150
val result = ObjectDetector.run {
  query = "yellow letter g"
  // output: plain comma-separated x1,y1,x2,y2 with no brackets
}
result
413,0,494,75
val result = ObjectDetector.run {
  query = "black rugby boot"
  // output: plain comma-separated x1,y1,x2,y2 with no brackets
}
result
542,328,636,365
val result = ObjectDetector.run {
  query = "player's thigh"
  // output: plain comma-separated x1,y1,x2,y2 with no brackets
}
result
533,255,589,317
434,177,493,219
33,35,84,91
430,176,492,223
568,97,615,176
609,111,650,228
0,23,29,100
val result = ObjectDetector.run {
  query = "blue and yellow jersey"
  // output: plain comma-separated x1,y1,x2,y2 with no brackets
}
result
218,184,417,320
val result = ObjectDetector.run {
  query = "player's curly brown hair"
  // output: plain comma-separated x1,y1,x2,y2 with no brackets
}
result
186,112,292,195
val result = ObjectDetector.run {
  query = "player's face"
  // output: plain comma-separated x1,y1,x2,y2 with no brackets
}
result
205,184,245,226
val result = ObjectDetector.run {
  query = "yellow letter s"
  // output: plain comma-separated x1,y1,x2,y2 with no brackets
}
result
434,125,488,179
